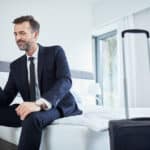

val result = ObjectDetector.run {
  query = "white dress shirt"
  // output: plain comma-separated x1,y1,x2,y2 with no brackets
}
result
26,46,52,110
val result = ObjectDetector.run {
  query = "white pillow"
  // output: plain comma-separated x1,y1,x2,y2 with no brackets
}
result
70,89,83,110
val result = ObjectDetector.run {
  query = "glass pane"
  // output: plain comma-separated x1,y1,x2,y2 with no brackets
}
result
71,78,97,108
100,35,118,108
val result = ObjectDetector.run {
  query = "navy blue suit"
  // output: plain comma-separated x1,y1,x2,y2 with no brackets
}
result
0,45,82,150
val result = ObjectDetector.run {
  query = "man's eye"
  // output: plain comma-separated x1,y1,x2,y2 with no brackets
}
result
20,32,26,35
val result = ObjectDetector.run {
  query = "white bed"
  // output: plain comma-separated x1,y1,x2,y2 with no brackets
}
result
0,113,110,150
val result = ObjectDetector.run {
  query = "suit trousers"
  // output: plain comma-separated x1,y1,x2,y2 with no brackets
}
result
0,104,61,150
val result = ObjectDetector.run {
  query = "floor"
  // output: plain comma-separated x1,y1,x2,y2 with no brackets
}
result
0,138,17,150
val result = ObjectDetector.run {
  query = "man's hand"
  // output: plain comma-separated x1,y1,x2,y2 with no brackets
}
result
15,102,41,120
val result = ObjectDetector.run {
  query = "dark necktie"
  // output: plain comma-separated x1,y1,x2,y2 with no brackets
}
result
29,57,36,100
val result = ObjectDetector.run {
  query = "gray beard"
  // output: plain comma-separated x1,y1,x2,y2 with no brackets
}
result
17,43,30,52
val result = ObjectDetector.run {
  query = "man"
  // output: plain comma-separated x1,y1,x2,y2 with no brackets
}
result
0,15,82,150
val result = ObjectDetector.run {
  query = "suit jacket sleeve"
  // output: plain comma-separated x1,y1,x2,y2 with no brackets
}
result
0,64,18,106
42,46,72,108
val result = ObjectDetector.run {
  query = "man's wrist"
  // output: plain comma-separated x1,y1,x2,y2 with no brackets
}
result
35,98,52,110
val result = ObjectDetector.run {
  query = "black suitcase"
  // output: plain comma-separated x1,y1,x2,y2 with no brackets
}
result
109,29,150,150
109,118,150,150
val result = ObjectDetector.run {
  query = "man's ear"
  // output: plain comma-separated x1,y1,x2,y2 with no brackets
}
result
34,31,39,40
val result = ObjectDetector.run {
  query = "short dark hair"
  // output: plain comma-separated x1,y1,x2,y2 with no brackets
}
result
13,15,40,32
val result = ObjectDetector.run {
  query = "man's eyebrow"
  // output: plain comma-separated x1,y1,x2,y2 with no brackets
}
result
14,31,26,34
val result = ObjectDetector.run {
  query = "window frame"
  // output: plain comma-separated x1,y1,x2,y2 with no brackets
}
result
93,30,118,106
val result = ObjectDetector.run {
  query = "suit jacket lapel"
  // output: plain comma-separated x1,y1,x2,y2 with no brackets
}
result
38,45,45,91
20,55,30,99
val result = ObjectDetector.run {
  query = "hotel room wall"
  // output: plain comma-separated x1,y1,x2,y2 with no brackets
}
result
132,8,150,107
0,0,93,72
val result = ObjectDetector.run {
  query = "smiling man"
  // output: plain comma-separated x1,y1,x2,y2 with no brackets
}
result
0,15,82,150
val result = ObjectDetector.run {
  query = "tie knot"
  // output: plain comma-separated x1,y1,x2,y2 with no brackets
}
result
29,57,34,62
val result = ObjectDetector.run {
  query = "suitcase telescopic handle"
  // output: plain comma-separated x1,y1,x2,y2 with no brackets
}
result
122,29,150,38
121,29,150,119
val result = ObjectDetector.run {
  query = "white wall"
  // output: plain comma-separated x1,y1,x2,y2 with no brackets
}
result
131,8,150,107
0,0,93,71
120,8,150,108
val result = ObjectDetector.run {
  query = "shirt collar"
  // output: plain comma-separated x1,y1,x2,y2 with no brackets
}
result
26,45,39,60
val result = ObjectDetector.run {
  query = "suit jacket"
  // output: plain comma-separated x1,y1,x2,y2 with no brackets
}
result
0,44,82,117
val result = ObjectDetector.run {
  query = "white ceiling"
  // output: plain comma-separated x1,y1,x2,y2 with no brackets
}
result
94,0,150,10
92,0,150,28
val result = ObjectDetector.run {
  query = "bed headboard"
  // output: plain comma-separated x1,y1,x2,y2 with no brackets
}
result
0,61,93,80
0,61,10,72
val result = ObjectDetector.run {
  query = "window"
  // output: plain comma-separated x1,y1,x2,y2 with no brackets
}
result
70,70,97,107
94,30,120,108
